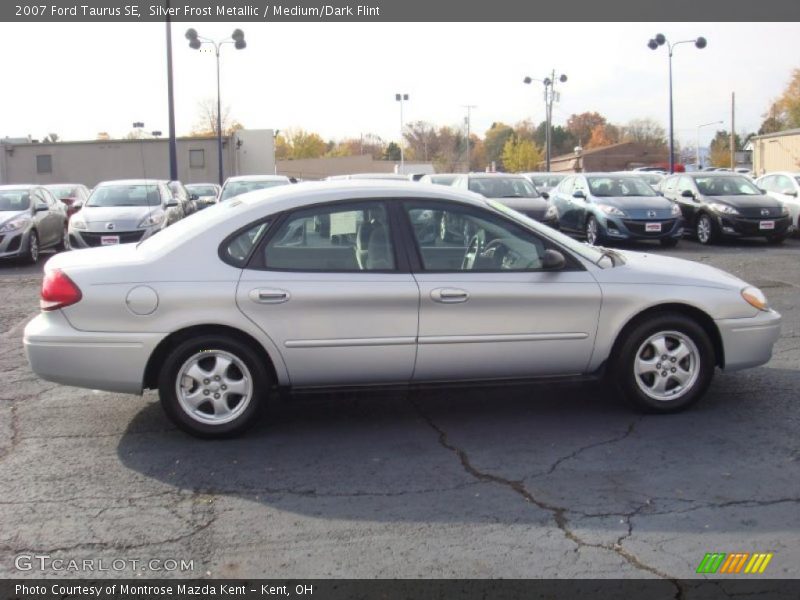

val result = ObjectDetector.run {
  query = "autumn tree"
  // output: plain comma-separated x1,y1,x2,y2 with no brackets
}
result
285,129,327,159
621,118,667,147
191,98,244,137
484,122,515,169
327,134,385,159
501,137,543,172
586,123,621,149
759,68,800,133
708,130,743,168
566,112,607,146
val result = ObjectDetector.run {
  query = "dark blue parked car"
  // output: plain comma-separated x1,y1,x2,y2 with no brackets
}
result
549,173,684,247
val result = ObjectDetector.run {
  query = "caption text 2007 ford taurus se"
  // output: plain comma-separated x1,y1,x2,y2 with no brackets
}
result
24,181,781,438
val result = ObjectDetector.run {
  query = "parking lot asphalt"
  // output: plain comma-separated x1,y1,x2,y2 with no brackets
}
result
0,237,799,586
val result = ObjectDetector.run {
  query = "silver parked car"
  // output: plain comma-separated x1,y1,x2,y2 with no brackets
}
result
185,183,221,210
219,175,291,202
25,181,781,438
68,180,180,249
0,185,68,263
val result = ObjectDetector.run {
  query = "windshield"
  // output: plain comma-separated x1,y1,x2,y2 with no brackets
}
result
694,176,762,196
486,199,605,264
588,176,657,197
87,184,161,207
469,177,540,198
529,175,564,188
637,173,663,185
47,186,80,200
0,190,31,211
429,175,457,185
186,185,218,197
220,180,289,201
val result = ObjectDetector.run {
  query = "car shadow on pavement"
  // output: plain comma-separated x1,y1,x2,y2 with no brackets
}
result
116,365,800,531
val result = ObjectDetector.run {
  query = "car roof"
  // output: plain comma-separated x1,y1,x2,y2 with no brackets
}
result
186,182,219,186
44,183,86,187
224,175,290,183
95,179,165,187
467,173,529,179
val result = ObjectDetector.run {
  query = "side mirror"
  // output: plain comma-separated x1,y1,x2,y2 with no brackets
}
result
35,203,49,212
681,189,695,198
165,198,178,208
572,190,586,199
541,192,550,200
542,249,566,271
786,190,798,198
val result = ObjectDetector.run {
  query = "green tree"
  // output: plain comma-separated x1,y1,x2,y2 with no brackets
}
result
383,142,401,161
501,137,543,172
286,129,327,159
708,130,743,168
484,122,515,169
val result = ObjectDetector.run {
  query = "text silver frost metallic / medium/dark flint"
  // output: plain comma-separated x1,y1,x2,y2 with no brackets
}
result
23,181,781,438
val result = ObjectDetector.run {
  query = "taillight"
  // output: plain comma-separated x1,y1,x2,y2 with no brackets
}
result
41,269,82,311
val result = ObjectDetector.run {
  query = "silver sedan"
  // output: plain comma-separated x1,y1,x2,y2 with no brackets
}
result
24,182,781,438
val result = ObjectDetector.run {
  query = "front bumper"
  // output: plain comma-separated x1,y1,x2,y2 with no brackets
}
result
24,311,163,394
713,214,792,239
0,228,30,259
68,225,159,249
601,215,683,240
716,309,782,371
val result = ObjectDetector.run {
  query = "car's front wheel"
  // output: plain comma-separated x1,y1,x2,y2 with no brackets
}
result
24,231,39,264
158,335,269,438
695,213,717,245
612,313,715,413
585,215,601,245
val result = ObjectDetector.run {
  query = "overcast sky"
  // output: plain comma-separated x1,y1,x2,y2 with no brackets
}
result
1,22,798,148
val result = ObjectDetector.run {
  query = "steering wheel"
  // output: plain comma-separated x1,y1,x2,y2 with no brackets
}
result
482,239,511,269
461,231,486,270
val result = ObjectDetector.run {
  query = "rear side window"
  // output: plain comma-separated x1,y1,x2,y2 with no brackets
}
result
223,222,270,267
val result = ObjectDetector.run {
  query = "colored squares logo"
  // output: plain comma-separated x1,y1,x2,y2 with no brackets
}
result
696,553,773,574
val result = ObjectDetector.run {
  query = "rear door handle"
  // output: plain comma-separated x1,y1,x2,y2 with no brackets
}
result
431,288,469,303
249,288,290,304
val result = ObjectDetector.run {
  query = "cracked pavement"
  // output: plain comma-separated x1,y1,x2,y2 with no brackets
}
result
0,237,799,583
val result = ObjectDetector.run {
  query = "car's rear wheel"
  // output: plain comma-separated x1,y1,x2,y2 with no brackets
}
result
158,335,269,438
695,213,717,245
24,231,39,264
612,313,715,413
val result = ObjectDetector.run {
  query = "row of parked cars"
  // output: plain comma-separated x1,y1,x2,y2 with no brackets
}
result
0,175,293,264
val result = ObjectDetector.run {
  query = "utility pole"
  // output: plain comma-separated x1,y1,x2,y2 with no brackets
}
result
462,105,476,172
730,92,736,170
165,0,178,181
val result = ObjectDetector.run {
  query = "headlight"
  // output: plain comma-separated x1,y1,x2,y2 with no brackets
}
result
545,204,558,219
70,218,87,230
0,216,31,233
670,203,681,216
741,286,769,311
598,204,625,217
708,202,739,215
780,204,789,216
138,212,165,228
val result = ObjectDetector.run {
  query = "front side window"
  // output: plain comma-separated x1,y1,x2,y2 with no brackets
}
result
774,175,794,194
406,202,547,272
695,176,761,196
587,176,656,197
677,177,695,195
263,202,395,272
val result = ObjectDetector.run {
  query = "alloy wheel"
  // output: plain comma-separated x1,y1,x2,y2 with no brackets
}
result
586,217,598,245
696,215,712,244
175,350,253,425
633,330,700,402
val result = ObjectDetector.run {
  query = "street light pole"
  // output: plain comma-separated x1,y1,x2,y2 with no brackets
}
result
395,93,409,172
186,28,246,186
696,120,723,169
648,33,707,174
165,1,178,181
523,71,567,172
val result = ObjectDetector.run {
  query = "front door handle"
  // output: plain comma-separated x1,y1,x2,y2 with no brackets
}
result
431,288,469,303
249,288,290,304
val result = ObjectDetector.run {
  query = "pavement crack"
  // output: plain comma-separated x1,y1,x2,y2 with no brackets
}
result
409,396,684,598
0,401,20,463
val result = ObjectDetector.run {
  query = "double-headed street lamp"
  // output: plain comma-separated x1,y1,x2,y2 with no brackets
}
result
523,71,567,172
185,28,246,185
647,33,707,174
395,93,409,172
696,120,723,170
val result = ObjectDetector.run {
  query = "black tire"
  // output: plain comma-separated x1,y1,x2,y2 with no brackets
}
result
585,215,602,246
766,234,787,245
695,213,717,245
158,334,270,438
24,230,40,264
659,237,679,248
611,312,715,413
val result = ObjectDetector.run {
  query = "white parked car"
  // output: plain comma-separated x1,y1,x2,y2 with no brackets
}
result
755,172,800,232
25,182,781,438
218,175,291,202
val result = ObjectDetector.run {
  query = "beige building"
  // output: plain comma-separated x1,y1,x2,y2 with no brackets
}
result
0,129,275,186
750,129,800,175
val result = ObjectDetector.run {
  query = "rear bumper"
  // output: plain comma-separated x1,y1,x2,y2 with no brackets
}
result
716,309,782,371
23,311,163,394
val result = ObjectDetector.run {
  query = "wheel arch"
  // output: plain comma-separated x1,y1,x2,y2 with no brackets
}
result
143,324,281,391
609,303,724,369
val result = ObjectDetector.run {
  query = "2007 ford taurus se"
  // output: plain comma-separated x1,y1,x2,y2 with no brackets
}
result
24,181,781,438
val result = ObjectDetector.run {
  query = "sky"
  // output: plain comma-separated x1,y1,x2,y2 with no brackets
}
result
1,22,798,149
